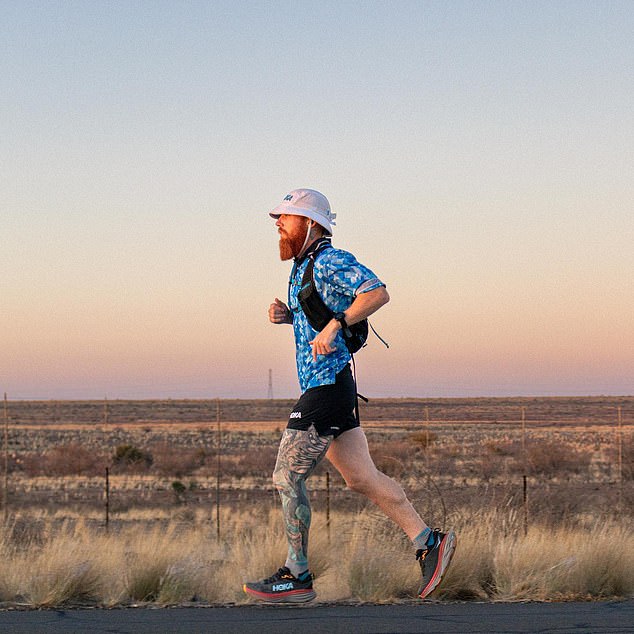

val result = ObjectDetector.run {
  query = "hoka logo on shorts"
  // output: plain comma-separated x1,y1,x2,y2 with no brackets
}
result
272,582,294,592
284,194,293,201
289,411,302,419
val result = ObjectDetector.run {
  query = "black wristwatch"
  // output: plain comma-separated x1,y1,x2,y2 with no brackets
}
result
333,311,348,330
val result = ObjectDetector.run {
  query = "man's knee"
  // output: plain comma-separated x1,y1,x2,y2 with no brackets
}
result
272,465,289,492
273,464,304,493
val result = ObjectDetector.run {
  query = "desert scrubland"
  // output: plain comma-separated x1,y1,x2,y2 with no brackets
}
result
0,396,632,607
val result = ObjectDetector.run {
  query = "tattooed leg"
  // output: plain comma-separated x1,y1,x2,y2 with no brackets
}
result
272,425,332,575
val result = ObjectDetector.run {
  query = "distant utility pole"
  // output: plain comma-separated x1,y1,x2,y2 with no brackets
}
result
267,369,274,400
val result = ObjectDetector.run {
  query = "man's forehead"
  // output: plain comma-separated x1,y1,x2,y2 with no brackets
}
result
279,213,307,222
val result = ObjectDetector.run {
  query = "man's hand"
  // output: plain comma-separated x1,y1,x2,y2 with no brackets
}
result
269,298,292,324
309,319,340,361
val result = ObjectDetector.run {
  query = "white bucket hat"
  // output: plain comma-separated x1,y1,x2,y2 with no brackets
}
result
269,188,336,236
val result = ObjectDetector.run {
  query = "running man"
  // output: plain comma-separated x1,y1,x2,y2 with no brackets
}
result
243,189,455,603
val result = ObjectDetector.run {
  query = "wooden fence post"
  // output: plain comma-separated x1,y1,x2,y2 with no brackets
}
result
216,398,221,540
521,406,528,536
523,474,528,537
326,470,331,544
105,467,110,531
617,406,623,512
3,393,8,523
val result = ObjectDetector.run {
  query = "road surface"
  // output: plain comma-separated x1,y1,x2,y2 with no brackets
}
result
0,600,631,633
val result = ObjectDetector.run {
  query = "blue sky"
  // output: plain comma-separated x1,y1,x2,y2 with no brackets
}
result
1,1,632,398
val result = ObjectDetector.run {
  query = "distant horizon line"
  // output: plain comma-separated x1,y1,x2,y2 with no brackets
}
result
3,394,633,402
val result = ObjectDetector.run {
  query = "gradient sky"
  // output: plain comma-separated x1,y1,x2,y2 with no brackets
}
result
1,1,632,399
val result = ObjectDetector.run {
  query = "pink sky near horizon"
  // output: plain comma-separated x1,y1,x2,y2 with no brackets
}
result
4,234,632,399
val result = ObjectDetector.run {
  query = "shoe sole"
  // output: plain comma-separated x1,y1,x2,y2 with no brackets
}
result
418,529,457,599
242,583,316,604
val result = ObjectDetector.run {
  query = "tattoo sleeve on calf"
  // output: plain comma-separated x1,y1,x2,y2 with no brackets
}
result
272,425,332,569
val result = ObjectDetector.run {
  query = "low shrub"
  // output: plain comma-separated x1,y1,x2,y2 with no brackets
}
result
220,446,279,478
112,445,153,472
526,440,591,476
409,430,438,449
369,440,418,478
151,443,207,477
21,444,104,477
484,440,519,457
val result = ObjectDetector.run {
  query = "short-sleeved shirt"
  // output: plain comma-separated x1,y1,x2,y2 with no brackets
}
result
288,239,384,392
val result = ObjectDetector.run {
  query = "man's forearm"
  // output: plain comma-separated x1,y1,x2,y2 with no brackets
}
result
339,286,389,327
309,285,389,359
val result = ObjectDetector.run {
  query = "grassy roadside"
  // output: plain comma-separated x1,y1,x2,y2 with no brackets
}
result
1,507,632,608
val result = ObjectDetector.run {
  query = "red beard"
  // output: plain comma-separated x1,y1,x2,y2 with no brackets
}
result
278,228,307,261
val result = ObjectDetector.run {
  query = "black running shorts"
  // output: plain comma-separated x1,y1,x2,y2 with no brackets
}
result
287,365,359,438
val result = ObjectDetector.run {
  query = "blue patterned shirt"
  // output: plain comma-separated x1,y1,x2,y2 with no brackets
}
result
288,240,384,392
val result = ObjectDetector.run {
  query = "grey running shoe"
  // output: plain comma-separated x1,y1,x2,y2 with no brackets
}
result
243,567,316,603
416,529,456,599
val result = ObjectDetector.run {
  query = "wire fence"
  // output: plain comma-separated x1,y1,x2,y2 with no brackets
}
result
1,394,632,535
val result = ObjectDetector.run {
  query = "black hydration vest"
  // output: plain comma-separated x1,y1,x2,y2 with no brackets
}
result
297,241,368,354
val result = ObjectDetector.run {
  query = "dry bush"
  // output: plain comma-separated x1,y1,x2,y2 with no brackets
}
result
526,440,591,476
369,440,419,478
111,444,153,473
151,443,207,477
20,444,105,477
221,446,279,478
426,442,463,475
524,485,592,523
484,440,519,457
476,455,507,482
409,430,438,449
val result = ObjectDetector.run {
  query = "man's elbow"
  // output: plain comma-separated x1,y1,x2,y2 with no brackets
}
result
378,286,390,307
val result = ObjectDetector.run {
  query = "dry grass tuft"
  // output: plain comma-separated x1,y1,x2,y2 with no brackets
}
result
345,513,413,601
434,521,495,600
96,525,224,605
1,521,101,606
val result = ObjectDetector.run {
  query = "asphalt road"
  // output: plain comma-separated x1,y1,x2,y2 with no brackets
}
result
0,601,632,634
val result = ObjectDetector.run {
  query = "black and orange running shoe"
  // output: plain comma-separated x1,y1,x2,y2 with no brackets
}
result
416,529,456,599
243,567,316,603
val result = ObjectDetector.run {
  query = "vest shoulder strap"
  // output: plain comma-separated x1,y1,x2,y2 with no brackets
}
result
298,247,368,354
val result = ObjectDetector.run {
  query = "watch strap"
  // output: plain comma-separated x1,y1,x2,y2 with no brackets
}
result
334,311,348,330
